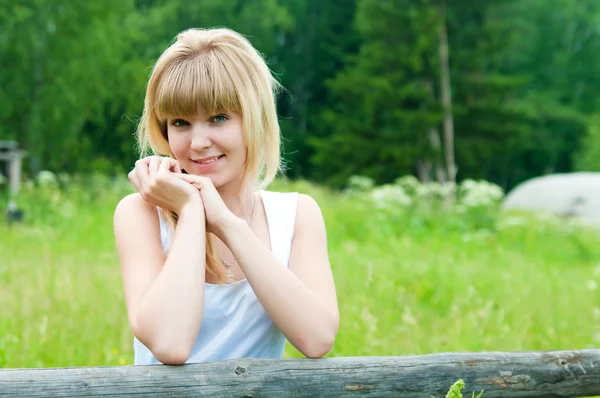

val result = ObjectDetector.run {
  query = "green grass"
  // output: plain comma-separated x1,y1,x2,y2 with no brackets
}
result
1,176,600,395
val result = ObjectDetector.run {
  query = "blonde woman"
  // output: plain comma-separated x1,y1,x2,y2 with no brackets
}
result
113,28,339,365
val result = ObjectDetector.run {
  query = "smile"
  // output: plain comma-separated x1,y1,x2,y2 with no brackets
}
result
191,155,225,169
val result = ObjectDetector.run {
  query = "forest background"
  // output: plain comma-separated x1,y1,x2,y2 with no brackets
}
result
4,0,600,188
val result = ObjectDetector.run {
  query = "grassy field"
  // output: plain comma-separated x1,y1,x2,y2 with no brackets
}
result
2,174,600,394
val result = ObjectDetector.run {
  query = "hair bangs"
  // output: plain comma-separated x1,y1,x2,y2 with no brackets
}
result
154,51,241,122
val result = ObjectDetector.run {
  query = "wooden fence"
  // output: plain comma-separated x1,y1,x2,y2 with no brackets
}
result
1,349,599,397
0,140,26,199
0,140,26,222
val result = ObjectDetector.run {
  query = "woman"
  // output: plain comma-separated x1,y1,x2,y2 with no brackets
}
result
113,27,339,365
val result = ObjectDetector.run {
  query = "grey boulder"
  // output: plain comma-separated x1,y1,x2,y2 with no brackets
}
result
502,172,600,227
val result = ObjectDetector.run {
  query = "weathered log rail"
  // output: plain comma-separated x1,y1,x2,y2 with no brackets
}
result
1,349,599,397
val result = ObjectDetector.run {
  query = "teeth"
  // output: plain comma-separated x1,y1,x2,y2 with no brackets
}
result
198,156,219,164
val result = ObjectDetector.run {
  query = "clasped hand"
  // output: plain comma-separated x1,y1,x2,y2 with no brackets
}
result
128,156,237,236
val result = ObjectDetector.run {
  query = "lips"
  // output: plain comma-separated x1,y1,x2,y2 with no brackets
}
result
193,155,224,164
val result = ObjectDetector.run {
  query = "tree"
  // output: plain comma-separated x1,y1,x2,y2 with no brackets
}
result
438,0,455,184
272,0,360,178
0,0,139,173
309,0,442,188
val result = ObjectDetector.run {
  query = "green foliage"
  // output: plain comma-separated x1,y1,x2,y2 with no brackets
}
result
433,379,484,398
0,0,139,172
493,0,600,183
275,0,359,178
309,0,441,187
575,114,600,172
3,0,600,192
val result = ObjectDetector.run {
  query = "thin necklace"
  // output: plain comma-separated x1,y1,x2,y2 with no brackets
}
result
220,191,256,283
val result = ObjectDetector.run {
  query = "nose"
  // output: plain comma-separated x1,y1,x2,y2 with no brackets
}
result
190,124,212,151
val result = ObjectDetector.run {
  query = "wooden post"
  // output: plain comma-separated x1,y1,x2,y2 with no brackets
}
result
8,152,23,199
0,141,26,223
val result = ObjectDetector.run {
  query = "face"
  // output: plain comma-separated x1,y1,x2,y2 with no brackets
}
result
167,109,246,188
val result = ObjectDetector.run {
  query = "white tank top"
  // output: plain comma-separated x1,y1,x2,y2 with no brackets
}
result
133,189,299,365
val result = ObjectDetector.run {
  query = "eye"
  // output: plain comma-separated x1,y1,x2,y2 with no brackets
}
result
170,119,189,127
211,114,229,123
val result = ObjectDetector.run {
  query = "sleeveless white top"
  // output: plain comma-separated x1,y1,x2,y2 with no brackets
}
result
133,189,299,365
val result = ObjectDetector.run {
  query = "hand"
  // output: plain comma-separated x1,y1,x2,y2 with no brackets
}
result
128,156,203,215
172,174,237,237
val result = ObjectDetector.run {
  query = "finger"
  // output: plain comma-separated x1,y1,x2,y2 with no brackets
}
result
197,177,216,193
192,176,213,193
173,173,202,189
128,169,142,192
136,156,156,167
134,159,150,189
148,156,162,176
158,157,173,174
174,161,182,174
173,173,194,182
174,173,209,186
165,157,180,172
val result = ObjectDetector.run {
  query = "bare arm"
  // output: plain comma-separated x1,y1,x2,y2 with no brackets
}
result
219,194,339,358
114,193,206,365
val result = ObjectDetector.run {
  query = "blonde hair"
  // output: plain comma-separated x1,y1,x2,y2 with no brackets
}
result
136,27,283,282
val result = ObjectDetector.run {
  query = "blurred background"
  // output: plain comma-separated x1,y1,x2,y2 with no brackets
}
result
2,0,600,378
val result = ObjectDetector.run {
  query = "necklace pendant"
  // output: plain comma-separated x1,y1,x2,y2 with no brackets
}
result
226,273,235,284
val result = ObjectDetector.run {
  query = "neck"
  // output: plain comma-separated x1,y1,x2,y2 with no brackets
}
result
217,179,256,223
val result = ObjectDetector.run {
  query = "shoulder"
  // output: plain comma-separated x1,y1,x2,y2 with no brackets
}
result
115,193,154,214
113,193,164,265
114,193,158,229
294,193,326,237
296,193,321,217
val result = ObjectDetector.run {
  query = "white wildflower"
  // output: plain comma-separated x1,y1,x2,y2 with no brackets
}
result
416,182,444,200
497,215,529,230
455,204,467,213
347,175,375,192
438,181,457,198
58,172,71,185
394,175,420,195
370,184,412,209
361,307,378,339
414,181,455,201
401,307,417,326
37,170,57,187
458,179,504,208
462,230,492,242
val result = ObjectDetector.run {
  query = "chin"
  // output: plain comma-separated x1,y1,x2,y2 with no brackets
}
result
206,174,228,188
210,178,225,188
213,175,239,190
